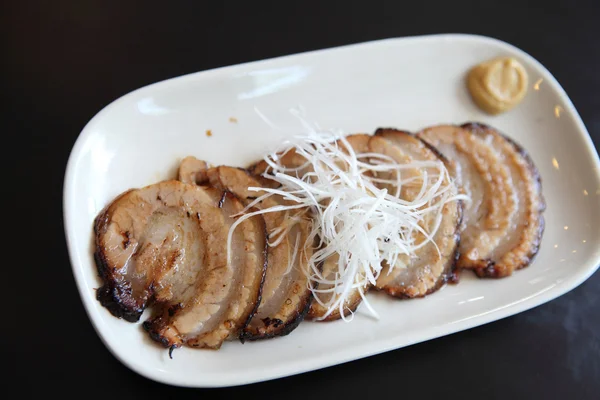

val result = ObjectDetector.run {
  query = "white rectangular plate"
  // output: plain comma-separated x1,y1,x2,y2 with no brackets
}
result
64,34,600,387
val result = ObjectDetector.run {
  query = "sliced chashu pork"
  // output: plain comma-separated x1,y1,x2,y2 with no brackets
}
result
305,134,372,320
249,147,310,189
306,252,366,321
251,135,372,320
178,156,209,185
417,124,543,277
460,122,545,276
206,165,315,339
417,125,515,277
371,129,462,298
94,180,217,322
144,190,267,350
94,180,266,350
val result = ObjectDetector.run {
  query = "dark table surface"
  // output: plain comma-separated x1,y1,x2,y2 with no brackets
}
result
5,1,599,398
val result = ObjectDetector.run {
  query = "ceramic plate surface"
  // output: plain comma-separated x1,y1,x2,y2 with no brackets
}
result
64,34,600,387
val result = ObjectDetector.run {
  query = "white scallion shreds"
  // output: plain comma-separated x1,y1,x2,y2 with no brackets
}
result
226,110,466,321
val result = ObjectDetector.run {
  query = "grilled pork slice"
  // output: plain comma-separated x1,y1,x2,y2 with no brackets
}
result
306,134,373,320
250,134,373,320
368,131,425,201
178,156,209,185
460,122,545,277
207,166,315,340
249,148,310,189
417,125,514,274
339,133,371,156
371,129,462,298
94,180,220,322
94,180,266,350
306,253,366,321
417,125,535,277
249,133,372,187
143,190,267,350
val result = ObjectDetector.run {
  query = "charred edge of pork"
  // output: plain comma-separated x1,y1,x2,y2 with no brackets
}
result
374,127,414,137
240,238,321,341
247,161,260,175
244,163,282,190
218,191,227,208
142,319,177,349
447,235,462,284
375,127,457,169
240,281,316,342
460,122,546,276
307,255,369,321
446,199,465,284
93,202,145,323
308,284,371,322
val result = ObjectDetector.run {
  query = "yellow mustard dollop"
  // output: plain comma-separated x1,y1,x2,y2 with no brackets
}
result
467,57,529,115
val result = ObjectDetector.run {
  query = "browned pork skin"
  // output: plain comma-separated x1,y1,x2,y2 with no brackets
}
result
371,129,462,298
460,122,545,277
206,165,315,340
94,180,266,352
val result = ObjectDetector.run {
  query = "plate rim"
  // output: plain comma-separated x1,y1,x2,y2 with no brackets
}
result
63,32,600,387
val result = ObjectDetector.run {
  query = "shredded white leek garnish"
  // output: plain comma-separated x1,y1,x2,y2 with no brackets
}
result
227,109,466,321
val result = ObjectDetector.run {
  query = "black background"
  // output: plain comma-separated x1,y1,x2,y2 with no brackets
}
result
4,1,599,398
